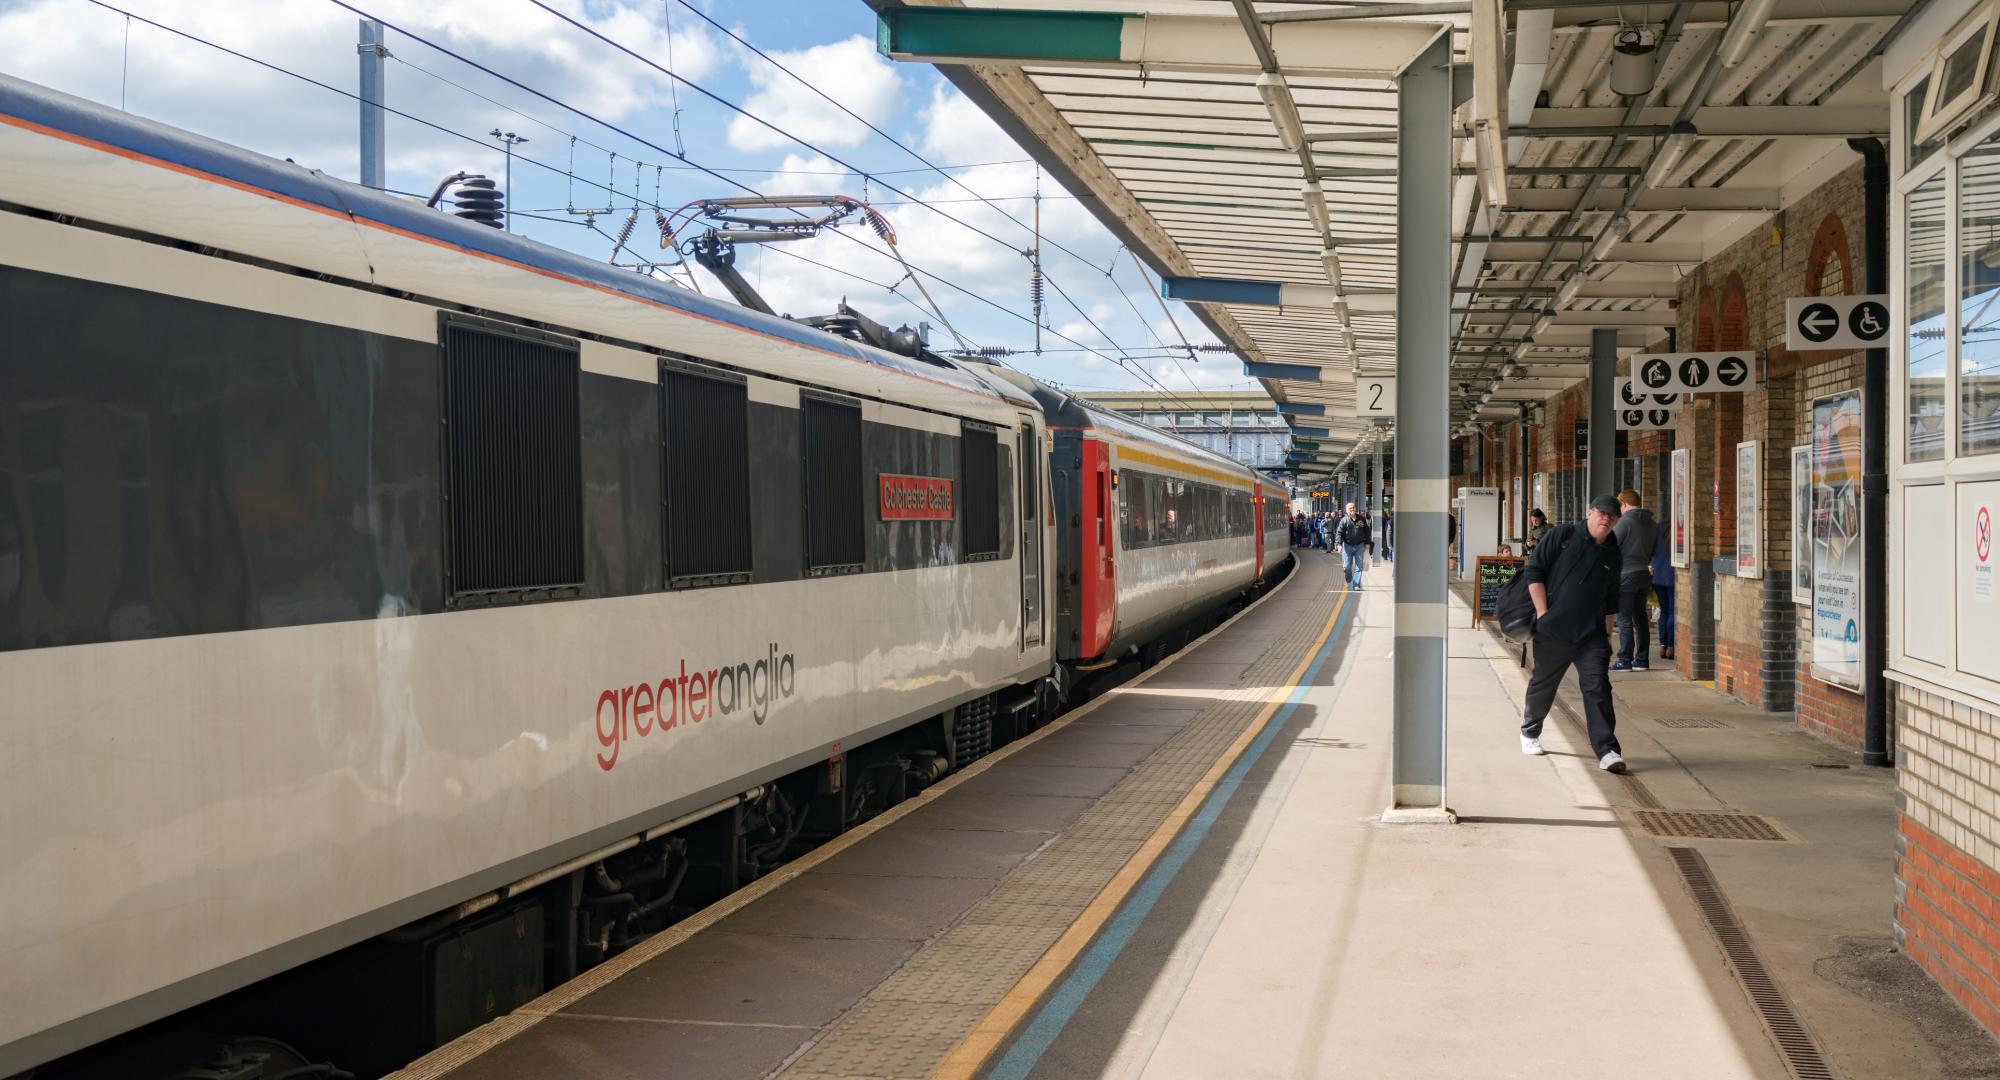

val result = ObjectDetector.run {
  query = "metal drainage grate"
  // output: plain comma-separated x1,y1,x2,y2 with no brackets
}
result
1656,717,1731,729
1633,810,1788,842
1669,847,1836,1079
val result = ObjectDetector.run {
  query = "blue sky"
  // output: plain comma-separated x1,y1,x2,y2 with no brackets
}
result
0,0,1255,397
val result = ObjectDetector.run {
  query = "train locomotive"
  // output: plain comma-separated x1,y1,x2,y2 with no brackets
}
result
0,73,1290,1077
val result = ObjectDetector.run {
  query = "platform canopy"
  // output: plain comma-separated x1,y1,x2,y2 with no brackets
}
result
870,0,1899,476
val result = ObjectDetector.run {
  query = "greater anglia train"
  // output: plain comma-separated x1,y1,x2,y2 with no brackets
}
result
0,73,1289,1078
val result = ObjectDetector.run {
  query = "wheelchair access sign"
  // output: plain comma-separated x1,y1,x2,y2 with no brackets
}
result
1786,295,1890,352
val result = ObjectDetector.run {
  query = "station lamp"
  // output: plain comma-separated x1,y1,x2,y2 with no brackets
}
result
1642,121,1698,190
1257,73,1306,152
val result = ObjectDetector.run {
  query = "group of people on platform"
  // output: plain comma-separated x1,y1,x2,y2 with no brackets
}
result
1518,489,1677,777
1290,505,1383,591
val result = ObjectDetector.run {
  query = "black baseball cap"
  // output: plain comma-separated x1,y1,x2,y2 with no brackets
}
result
1589,495,1624,517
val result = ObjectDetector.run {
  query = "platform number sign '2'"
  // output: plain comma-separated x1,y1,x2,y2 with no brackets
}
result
1785,295,1891,352
1630,351,1757,394
1353,375,1396,418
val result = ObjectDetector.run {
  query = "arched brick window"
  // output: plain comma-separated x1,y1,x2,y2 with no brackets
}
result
1719,273,1749,349
1804,213,1854,299
1695,285,1718,351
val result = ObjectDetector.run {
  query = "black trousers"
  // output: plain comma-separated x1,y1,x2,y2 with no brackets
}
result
1521,633,1620,759
1616,574,1651,664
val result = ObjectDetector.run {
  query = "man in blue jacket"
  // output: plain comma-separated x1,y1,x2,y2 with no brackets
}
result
1519,495,1630,773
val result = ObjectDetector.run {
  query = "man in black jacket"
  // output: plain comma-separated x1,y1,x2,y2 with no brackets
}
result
1519,495,1629,773
1334,502,1373,589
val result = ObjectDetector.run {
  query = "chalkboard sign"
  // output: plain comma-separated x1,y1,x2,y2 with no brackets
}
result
1473,555,1526,627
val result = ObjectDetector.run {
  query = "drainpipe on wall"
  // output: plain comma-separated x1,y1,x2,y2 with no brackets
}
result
1848,136,1891,769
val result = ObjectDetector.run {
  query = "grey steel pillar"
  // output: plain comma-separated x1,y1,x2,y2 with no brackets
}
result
358,20,386,190
1370,440,1384,540
1588,327,1616,500
1386,34,1453,824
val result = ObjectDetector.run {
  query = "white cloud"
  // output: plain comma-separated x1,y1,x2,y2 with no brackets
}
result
0,0,722,190
725,34,901,153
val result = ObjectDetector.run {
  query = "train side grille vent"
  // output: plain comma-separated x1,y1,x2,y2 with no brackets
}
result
439,315,584,606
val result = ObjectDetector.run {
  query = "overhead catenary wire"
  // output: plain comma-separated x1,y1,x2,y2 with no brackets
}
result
324,0,1160,384
90,0,1172,397
521,0,1196,408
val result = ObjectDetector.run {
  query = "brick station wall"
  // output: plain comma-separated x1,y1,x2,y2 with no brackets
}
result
1896,684,2000,1037
1663,162,1868,728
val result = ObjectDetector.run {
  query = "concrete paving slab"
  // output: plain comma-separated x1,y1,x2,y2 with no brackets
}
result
724,872,1000,942
896,793,1098,834
812,826,1051,880
560,933,919,1028
444,1012,816,1080
954,763,1130,800
1097,584,1791,1080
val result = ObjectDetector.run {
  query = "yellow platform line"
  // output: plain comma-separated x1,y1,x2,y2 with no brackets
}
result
931,587,1351,1080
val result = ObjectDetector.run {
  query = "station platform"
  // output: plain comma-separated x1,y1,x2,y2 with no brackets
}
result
386,548,1993,1080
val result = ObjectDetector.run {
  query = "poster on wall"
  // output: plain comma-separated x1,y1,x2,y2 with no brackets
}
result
1812,391,1864,690
1791,445,1812,605
1533,473,1546,520
1671,448,1691,568
1736,441,1761,578
1511,474,1524,537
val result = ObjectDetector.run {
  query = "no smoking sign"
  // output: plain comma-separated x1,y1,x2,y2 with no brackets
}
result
1977,503,1995,604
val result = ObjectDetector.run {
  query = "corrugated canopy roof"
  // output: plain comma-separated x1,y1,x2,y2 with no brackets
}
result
873,0,1902,475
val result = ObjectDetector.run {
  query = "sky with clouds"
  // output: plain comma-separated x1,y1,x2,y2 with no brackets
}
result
0,0,1262,398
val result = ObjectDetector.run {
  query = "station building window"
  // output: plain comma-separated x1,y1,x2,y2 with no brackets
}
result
1891,58,2000,695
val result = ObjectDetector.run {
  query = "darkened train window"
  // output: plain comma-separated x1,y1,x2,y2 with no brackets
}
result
1019,427,1038,521
439,314,583,606
804,394,866,573
961,422,1001,560
661,360,752,587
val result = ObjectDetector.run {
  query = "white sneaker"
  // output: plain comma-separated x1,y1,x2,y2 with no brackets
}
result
1599,751,1629,774
1521,735,1546,756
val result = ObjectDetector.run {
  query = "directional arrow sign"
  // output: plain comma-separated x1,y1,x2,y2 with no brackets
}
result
1625,352,1759,394
1785,294,1891,351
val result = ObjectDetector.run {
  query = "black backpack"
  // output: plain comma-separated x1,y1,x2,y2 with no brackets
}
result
1492,525,1577,643
1492,566,1537,643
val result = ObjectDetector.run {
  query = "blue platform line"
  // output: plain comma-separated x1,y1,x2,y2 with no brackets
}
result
986,591,1361,1080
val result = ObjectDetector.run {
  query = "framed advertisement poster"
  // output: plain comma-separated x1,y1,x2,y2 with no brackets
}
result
1533,473,1546,519
1791,445,1811,605
1736,440,1761,578
1670,448,1691,568
1812,390,1864,690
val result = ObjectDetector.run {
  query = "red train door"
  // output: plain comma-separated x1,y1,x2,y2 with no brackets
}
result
1253,483,1266,576
1078,439,1116,658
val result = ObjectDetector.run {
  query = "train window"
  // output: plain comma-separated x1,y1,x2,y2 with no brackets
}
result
961,422,1001,560
1020,426,1038,522
438,314,584,607
661,360,753,587
804,393,866,574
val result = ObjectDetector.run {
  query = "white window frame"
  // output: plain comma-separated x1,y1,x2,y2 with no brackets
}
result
1915,0,2000,147
1892,61,2000,704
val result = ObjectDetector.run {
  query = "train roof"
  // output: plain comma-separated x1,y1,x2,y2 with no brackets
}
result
0,74,1034,416
976,365,1264,489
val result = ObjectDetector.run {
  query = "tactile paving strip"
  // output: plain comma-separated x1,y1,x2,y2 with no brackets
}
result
1632,809,1790,842
779,573,1339,1078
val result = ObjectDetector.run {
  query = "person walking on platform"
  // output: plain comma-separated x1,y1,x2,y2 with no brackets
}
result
1526,508,1552,552
1652,533,1676,661
1519,495,1629,773
1610,489,1659,671
1334,501,1373,589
